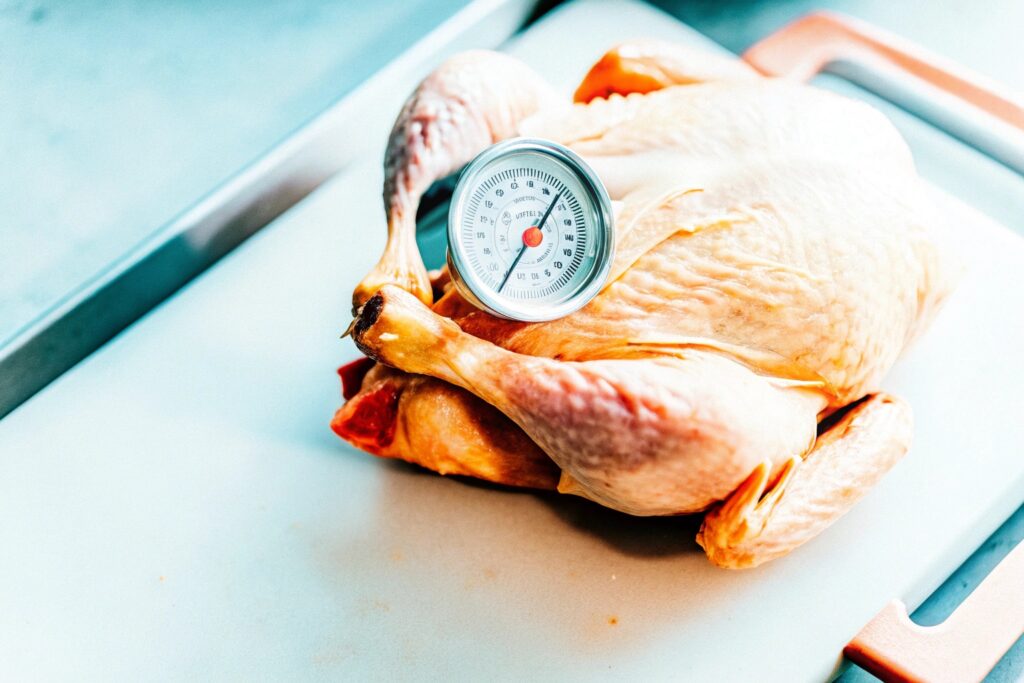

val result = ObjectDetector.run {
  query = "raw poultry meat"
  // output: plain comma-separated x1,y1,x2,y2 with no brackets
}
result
333,41,956,568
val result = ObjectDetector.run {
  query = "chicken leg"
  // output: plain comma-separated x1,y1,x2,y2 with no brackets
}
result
351,285,827,516
352,51,558,311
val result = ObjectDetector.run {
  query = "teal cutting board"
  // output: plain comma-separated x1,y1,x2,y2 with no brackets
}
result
2,1,1022,680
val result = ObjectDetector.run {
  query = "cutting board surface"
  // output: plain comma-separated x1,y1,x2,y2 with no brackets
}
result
2,1,1022,680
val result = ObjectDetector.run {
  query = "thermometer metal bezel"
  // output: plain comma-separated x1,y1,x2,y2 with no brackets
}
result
446,138,614,322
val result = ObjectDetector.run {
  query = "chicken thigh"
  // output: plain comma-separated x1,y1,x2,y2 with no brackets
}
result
333,42,955,568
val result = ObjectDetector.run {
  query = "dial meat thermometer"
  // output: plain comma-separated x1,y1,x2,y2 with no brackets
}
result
447,138,614,321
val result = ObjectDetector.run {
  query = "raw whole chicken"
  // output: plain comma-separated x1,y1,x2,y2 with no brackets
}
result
332,41,956,568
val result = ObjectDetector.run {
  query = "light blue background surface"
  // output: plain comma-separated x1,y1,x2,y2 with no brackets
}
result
0,0,469,348
2,0,1022,679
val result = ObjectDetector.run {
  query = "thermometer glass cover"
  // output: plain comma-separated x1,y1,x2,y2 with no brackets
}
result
447,138,614,321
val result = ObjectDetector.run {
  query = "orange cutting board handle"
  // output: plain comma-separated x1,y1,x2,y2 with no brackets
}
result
844,539,1024,682
742,11,1024,132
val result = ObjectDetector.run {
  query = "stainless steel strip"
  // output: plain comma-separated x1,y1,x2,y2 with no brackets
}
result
827,56,1024,176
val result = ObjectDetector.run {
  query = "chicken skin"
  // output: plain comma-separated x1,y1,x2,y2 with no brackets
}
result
333,41,956,568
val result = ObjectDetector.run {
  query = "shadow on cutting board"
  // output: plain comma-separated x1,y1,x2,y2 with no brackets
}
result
304,452,801,669
392,457,707,558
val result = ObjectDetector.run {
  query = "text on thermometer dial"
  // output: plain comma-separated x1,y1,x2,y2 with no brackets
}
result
446,138,614,322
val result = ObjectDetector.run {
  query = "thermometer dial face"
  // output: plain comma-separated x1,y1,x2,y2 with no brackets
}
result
447,139,614,321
